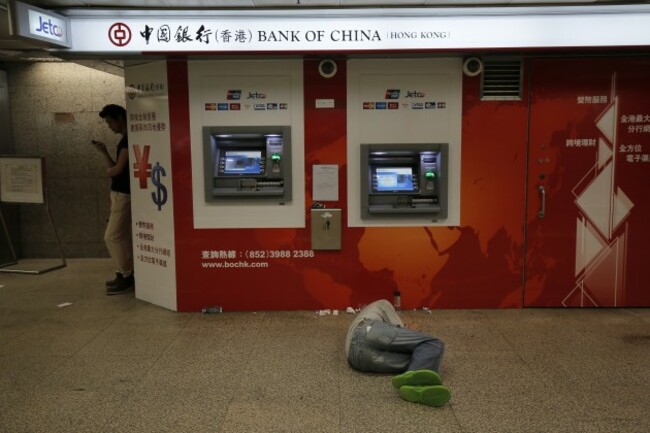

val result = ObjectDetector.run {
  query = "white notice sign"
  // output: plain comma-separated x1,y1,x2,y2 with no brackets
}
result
313,164,339,201
0,157,45,204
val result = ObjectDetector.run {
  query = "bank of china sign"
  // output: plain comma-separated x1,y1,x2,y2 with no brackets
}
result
65,7,650,53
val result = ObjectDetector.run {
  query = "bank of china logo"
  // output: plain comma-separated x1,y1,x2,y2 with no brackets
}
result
126,84,137,100
227,90,241,100
108,22,131,47
385,89,400,99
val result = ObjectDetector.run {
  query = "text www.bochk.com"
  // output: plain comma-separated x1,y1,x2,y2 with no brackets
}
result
201,261,269,269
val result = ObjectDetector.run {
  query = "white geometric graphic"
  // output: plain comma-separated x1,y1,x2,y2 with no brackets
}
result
567,224,627,307
597,137,612,169
574,217,607,277
575,161,613,239
562,280,599,307
570,76,630,307
612,188,634,232
583,232,626,306
596,98,617,144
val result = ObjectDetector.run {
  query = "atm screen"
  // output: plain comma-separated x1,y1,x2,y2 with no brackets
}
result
223,150,264,174
375,167,415,192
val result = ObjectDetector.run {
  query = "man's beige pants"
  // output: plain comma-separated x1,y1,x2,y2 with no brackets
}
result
105,191,133,277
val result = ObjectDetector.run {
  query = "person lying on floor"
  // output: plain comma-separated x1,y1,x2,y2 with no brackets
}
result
345,299,450,407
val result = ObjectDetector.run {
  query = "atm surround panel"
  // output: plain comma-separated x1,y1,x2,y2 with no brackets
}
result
360,143,448,221
203,126,292,203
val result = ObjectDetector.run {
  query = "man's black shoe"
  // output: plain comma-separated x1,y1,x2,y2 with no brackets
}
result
105,272,121,287
106,274,135,295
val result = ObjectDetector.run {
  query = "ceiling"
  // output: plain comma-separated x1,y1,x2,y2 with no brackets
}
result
1,0,648,63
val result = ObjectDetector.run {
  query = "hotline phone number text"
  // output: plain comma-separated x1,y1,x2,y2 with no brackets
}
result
245,250,315,259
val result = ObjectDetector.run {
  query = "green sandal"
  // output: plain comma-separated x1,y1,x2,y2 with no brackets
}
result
391,369,442,389
399,385,451,407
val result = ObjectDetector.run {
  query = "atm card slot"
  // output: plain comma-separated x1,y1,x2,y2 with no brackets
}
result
212,187,284,197
368,204,442,214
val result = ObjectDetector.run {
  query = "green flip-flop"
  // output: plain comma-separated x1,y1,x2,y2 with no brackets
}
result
399,385,451,407
391,369,442,389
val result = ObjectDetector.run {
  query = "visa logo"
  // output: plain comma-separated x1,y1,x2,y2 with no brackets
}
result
385,89,400,99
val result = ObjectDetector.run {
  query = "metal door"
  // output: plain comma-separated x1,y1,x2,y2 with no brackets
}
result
525,57,650,307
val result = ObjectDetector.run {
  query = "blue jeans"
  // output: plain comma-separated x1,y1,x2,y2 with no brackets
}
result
348,320,444,374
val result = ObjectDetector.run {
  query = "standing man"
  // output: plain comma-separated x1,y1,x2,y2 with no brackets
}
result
93,104,134,295
346,299,451,407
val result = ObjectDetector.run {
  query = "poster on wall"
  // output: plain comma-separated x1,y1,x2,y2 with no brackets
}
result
124,62,178,311
0,156,45,204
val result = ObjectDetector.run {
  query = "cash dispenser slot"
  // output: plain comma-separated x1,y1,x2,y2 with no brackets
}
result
360,143,448,221
203,126,292,204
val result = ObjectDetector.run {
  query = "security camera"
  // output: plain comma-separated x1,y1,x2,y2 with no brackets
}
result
462,57,483,77
318,59,338,78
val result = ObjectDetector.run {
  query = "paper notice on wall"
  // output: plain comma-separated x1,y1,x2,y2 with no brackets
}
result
313,164,339,201
0,157,44,204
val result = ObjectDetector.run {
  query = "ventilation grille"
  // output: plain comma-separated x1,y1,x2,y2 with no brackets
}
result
481,58,522,101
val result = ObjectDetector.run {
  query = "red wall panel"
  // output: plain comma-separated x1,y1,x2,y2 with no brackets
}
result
168,58,529,311
525,57,650,307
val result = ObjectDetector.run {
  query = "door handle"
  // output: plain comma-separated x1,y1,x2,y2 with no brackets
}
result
537,185,546,219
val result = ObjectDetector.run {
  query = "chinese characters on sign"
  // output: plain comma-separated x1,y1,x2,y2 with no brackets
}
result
126,82,166,99
135,220,171,267
621,114,650,133
202,250,237,259
577,95,609,104
139,24,253,45
129,112,167,133
620,114,650,163
619,144,650,163
566,139,597,147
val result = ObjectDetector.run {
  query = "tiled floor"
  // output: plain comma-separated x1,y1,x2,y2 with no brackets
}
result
1,259,649,433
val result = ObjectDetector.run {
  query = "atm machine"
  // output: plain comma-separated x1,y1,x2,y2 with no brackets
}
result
203,126,292,204
360,143,448,221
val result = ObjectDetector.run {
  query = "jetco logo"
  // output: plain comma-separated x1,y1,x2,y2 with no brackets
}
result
227,90,241,100
247,92,267,99
385,89,400,99
28,10,66,42
405,90,426,98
